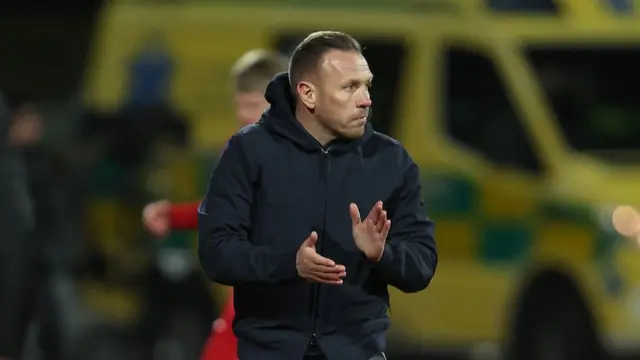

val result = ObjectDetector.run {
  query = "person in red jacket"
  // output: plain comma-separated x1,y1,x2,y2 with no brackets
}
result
142,49,287,360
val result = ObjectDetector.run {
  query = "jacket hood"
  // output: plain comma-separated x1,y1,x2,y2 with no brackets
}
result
260,72,373,154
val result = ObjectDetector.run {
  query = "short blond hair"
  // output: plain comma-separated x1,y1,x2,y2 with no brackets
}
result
231,49,287,93
288,31,361,88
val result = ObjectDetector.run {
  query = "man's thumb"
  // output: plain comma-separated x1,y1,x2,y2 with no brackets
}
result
304,231,318,247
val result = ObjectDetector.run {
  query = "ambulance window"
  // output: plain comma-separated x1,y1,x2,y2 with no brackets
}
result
274,34,405,137
488,0,558,13
527,45,640,163
443,46,542,173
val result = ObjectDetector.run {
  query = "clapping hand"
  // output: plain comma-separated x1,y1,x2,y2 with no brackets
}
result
296,232,347,284
349,201,391,261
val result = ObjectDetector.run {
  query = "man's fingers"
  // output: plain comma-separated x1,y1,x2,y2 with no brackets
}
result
365,218,377,233
302,257,346,284
308,268,346,284
381,220,391,239
376,210,387,231
310,263,346,274
309,252,336,267
311,267,346,278
349,203,361,225
366,201,383,223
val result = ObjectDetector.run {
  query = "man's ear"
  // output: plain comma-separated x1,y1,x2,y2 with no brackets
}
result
296,81,316,110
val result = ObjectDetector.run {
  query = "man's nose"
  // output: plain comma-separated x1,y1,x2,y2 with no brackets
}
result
359,98,372,108
357,92,372,108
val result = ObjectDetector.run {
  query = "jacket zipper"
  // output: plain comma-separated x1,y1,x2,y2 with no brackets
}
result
311,148,331,344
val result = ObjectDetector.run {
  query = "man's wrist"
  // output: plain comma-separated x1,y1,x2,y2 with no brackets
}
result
372,244,393,269
371,246,385,262
366,245,385,263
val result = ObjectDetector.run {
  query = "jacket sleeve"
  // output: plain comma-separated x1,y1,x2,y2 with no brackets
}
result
169,202,199,230
197,134,299,286
374,155,437,293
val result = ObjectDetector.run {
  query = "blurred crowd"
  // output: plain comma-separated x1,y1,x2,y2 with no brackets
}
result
0,84,197,360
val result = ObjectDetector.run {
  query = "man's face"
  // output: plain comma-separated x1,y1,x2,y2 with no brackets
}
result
8,105,44,148
312,50,373,139
234,91,269,126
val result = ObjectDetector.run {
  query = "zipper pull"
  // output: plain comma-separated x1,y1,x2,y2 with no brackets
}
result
320,148,330,178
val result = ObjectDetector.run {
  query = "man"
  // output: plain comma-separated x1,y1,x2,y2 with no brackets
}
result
15,103,66,360
141,49,287,360
0,95,41,360
198,31,438,360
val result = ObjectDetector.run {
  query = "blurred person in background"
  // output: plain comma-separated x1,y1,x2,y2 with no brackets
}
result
142,48,287,360
0,94,45,360
71,73,190,359
18,100,72,360
127,31,173,110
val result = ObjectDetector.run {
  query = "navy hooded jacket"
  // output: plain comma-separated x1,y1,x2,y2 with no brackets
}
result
198,72,437,360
